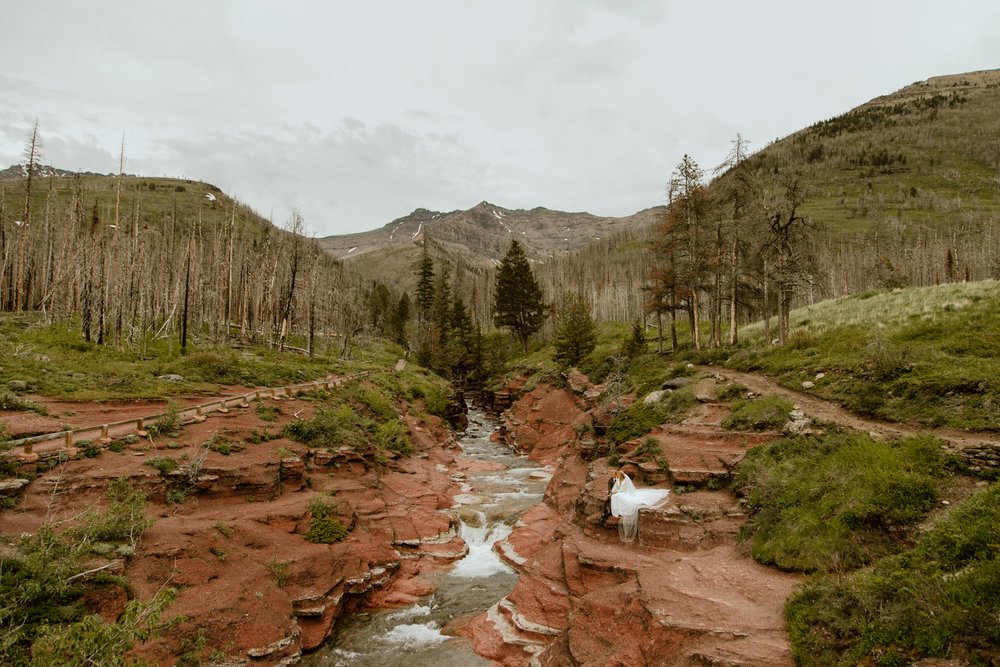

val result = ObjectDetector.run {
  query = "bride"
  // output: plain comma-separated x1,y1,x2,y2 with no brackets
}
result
610,470,670,543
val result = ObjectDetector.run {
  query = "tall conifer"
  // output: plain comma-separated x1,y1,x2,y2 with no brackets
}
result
493,239,546,353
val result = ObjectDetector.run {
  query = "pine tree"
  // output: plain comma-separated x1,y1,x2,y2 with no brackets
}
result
415,244,435,322
389,293,411,347
553,293,596,367
493,239,546,353
620,318,648,359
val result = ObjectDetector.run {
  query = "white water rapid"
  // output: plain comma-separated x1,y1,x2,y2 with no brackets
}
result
301,408,549,666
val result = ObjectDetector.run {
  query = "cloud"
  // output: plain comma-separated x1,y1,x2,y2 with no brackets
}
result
148,119,487,234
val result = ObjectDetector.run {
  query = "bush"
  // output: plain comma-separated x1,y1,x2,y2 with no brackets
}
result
375,420,412,455
717,382,748,401
305,515,349,544
0,391,48,415
255,401,280,422
147,401,182,437
0,479,159,663
206,433,244,456
144,457,179,475
606,390,696,445
284,404,357,448
77,477,152,546
353,384,397,422
722,395,793,430
735,433,946,572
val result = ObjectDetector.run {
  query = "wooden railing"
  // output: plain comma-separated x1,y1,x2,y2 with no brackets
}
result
2,372,371,463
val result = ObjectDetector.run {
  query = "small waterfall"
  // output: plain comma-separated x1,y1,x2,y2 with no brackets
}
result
452,515,514,579
302,408,546,667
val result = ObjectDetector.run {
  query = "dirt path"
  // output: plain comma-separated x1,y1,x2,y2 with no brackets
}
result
699,365,1000,451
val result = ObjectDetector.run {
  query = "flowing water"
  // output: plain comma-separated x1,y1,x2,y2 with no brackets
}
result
302,409,549,666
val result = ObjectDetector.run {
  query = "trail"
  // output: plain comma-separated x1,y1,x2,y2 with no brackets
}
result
699,365,1000,452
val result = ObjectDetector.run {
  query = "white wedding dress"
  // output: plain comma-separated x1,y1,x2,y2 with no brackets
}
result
610,474,670,543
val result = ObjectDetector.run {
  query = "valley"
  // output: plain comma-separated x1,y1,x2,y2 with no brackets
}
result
2,66,999,667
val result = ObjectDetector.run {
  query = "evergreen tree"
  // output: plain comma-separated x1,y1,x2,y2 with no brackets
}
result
493,239,546,353
620,318,648,359
414,244,435,322
432,261,452,345
553,292,596,367
389,293,410,347
367,281,392,334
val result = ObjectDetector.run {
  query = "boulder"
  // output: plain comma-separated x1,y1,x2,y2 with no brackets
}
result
8,380,28,391
662,377,692,390
566,369,590,395
643,389,668,405
157,374,185,383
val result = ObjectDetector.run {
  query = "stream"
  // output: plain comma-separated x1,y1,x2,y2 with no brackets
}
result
301,408,549,666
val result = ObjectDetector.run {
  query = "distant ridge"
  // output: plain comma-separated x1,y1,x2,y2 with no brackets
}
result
318,200,664,277
0,163,116,180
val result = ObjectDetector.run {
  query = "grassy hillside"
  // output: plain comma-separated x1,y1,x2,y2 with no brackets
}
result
725,280,1000,431
763,70,1000,234
0,172,273,242
513,277,1000,666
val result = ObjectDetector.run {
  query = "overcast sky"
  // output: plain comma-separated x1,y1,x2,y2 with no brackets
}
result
2,1,998,236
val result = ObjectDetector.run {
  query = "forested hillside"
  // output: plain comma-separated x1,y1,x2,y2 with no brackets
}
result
542,68,1000,333
0,161,366,355
317,69,1000,334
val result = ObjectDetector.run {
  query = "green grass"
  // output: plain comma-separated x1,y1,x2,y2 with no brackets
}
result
734,432,948,573
606,388,696,445
786,481,1000,666
722,395,793,430
0,315,355,400
727,281,1000,431
283,370,448,459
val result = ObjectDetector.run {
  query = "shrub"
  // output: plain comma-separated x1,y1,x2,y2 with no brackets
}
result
353,384,397,422
284,404,356,448
255,401,280,422
0,391,48,415
144,457,179,475
165,489,187,505
148,401,182,437
375,420,412,455
723,395,794,430
606,390,695,445
861,335,910,381
717,382,749,401
304,516,349,544
78,477,152,546
0,479,161,664
633,437,662,460
265,555,289,587
206,433,244,456
606,403,666,446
